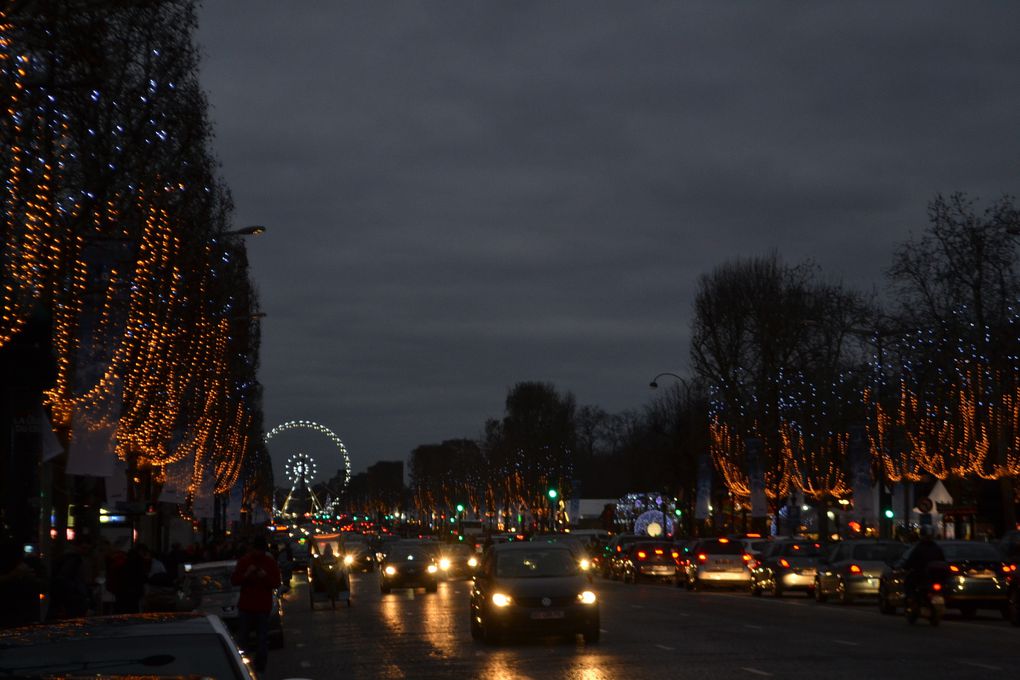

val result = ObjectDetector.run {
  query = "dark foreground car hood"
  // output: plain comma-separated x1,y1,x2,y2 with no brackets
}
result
492,575,588,599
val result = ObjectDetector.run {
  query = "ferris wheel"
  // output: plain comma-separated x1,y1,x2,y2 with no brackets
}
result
281,452,323,517
266,419,351,518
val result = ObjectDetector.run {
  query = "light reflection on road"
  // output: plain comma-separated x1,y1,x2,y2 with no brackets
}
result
421,581,461,660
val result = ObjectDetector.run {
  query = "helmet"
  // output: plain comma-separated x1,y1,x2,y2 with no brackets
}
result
918,525,936,540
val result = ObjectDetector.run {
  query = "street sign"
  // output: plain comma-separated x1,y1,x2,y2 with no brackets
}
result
915,496,933,514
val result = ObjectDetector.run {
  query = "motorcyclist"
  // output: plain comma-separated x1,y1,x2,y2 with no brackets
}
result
903,525,946,605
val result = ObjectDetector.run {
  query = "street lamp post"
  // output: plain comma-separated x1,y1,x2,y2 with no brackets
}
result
649,372,693,538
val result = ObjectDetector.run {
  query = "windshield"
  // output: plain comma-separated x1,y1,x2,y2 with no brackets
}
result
388,549,431,562
495,550,579,578
941,542,1004,561
187,568,236,594
850,543,906,562
0,633,242,679
698,540,742,555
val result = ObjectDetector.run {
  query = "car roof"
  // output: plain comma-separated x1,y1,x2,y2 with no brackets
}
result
490,542,574,553
0,613,223,646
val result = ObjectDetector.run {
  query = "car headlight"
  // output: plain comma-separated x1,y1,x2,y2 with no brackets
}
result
343,555,354,566
384,565,397,576
439,558,451,571
467,557,478,568
578,590,597,605
491,592,512,607
427,564,439,574
579,559,591,571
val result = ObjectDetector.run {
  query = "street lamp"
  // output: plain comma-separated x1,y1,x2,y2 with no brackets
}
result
649,372,695,537
223,225,267,237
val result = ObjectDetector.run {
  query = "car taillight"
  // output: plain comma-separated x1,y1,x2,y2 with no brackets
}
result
932,582,942,592
742,553,752,562
949,565,960,573
779,559,791,569
849,564,862,575
637,550,647,560
697,553,708,563
654,548,664,555
671,551,679,559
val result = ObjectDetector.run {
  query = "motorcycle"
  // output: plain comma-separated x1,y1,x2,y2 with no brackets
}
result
905,562,948,627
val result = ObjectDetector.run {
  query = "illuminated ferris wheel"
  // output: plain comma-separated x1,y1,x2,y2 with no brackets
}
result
266,420,350,517
285,452,317,487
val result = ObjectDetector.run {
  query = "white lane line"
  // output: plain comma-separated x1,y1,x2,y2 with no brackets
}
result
958,660,1002,671
741,667,772,677
600,628,609,633
300,661,312,669
743,624,763,630
832,639,859,647
675,612,691,617
296,642,306,648
655,644,675,651
630,604,644,609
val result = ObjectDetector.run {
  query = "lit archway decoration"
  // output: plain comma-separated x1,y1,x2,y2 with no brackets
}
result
265,419,351,490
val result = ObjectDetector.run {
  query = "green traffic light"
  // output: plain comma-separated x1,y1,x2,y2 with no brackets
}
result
456,504,465,513
548,489,558,500
449,517,456,524
674,508,682,516
883,509,894,519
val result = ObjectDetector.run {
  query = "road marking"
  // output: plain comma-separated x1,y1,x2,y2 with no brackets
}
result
740,667,772,677
300,661,312,669
675,612,691,617
630,604,644,609
743,624,763,630
655,644,675,651
832,639,859,647
958,661,1002,671
600,628,609,633
296,642,306,648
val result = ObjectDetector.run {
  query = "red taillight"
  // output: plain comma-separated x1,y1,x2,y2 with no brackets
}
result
637,550,647,560
616,546,622,553
849,564,862,575
949,565,960,573
671,551,679,559
697,553,708,563
718,538,730,544
654,548,664,555
742,553,752,562
779,558,791,569
932,583,942,592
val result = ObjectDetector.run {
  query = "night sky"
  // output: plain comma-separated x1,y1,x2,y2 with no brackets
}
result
197,2,1020,486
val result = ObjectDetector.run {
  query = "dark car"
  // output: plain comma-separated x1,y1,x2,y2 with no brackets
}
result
438,542,480,580
380,545,440,594
469,542,600,644
620,541,679,584
343,540,376,573
750,539,821,597
180,560,285,648
879,540,1011,618
814,540,906,605
0,613,254,679
604,534,642,580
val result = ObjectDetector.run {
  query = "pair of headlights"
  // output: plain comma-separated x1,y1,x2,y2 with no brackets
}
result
490,591,597,607
384,564,438,575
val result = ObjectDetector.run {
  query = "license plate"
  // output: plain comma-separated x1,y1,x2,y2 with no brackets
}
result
931,595,945,606
531,610,565,620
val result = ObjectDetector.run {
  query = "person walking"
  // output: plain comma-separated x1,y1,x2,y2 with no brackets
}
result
231,536,281,673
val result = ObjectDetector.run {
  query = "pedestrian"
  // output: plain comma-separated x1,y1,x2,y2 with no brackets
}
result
277,544,294,594
47,537,93,619
113,545,148,614
0,539,42,628
231,536,281,673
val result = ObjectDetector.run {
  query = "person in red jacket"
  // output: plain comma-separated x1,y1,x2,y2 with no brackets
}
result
231,536,281,672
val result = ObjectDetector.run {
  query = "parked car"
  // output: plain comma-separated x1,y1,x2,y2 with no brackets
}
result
684,537,752,591
0,613,255,679
180,560,285,648
878,540,1012,618
750,538,822,597
469,542,599,644
620,541,679,584
814,540,907,604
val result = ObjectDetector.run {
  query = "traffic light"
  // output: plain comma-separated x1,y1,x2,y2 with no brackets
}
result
674,508,682,517
456,503,465,513
883,508,895,520
548,488,558,500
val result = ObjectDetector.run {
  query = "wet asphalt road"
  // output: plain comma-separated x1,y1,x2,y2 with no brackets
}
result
261,571,1020,680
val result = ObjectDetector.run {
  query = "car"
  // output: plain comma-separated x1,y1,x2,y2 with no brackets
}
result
0,613,255,679
343,540,376,573
750,538,822,597
814,540,907,604
180,560,285,648
1000,530,1020,563
604,534,642,579
878,539,1012,618
531,534,594,573
1007,566,1020,625
380,544,440,594
684,537,752,591
620,540,679,584
469,542,600,644
438,542,480,579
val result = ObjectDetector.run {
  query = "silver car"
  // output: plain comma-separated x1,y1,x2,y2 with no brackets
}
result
750,539,822,597
684,538,752,590
814,540,906,604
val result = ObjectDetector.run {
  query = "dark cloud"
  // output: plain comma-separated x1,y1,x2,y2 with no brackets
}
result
197,1,1020,483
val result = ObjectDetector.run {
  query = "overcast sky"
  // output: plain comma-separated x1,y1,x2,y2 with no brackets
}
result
197,2,1020,486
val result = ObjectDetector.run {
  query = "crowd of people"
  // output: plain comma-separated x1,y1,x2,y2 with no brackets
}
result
0,532,290,628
